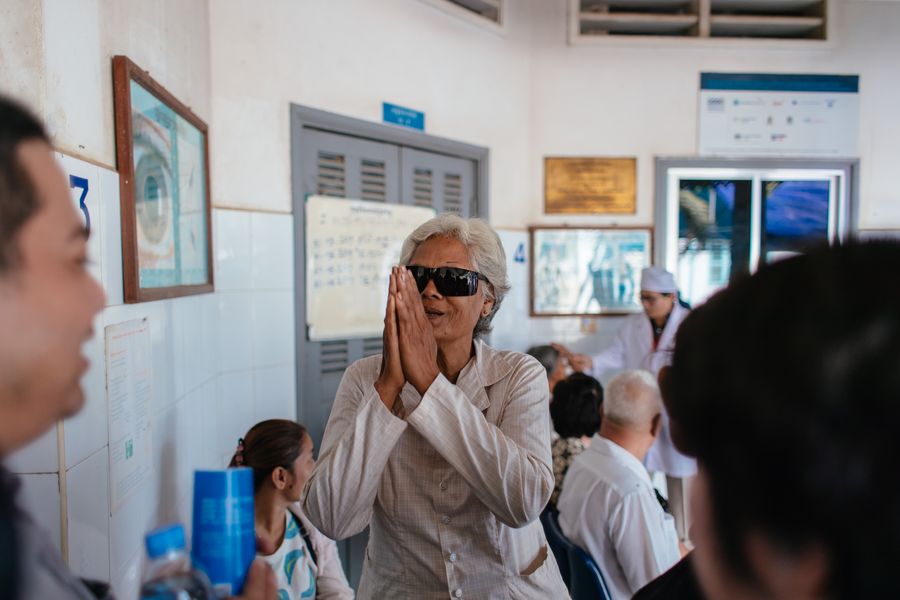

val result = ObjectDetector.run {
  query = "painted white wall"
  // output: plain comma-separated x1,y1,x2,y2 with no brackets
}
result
208,0,535,220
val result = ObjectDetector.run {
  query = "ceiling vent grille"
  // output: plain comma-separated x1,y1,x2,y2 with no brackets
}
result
572,0,827,41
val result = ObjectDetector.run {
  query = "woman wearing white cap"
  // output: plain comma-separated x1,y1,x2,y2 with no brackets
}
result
554,266,696,538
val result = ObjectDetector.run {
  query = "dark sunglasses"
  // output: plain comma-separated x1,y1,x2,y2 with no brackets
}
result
407,265,486,297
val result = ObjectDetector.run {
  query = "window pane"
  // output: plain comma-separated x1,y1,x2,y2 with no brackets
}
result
762,180,830,264
677,179,752,306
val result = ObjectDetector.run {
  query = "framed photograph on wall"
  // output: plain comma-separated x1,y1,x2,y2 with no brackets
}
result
112,55,213,303
530,226,652,316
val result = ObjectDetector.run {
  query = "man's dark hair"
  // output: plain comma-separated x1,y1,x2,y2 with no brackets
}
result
550,372,603,438
0,96,50,272
670,241,900,598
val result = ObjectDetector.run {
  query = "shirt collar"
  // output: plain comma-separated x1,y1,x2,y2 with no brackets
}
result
449,339,514,412
591,434,651,484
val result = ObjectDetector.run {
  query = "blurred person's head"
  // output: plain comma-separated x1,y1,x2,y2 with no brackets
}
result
527,344,566,393
0,96,105,457
640,266,677,322
550,372,603,439
600,369,662,458
230,419,315,504
670,241,900,600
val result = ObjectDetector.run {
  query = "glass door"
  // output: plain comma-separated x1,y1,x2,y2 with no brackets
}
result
659,161,852,307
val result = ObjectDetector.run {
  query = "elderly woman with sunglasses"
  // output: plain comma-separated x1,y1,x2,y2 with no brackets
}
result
303,214,567,599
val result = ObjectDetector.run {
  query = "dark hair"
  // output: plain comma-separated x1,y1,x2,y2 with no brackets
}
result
0,96,49,273
229,420,308,493
526,345,560,377
550,372,603,438
670,241,900,599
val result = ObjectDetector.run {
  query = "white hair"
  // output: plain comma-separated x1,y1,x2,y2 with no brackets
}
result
399,213,510,338
603,370,662,428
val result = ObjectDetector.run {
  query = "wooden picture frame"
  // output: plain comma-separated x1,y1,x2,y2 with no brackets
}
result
544,156,637,215
112,55,214,303
530,226,652,317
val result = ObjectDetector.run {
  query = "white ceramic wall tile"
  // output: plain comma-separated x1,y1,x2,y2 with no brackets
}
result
217,292,254,372
214,209,253,291
18,473,62,554
42,0,106,160
181,294,216,394
217,371,254,466
98,166,124,307
252,291,295,368
251,212,295,290
199,381,221,469
64,312,108,468
110,550,142,600
198,294,220,386
66,447,110,582
7,425,58,474
109,475,159,580
253,365,297,422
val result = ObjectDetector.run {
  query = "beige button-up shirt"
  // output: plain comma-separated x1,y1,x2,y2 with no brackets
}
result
303,339,569,599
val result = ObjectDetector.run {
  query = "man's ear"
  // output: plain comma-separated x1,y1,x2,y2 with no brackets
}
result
745,534,829,600
650,413,662,437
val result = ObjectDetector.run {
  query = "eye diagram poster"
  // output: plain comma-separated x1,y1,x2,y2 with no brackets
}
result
305,196,435,340
106,318,153,511
698,73,859,157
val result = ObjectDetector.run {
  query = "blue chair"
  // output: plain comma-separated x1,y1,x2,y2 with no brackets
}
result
567,545,613,600
539,508,571,589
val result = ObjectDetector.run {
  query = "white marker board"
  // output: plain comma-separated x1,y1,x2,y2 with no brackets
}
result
305,196,435,340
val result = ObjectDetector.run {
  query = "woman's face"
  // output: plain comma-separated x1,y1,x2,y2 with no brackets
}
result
640,290,676,322
287,433,316,501
408,236,494,348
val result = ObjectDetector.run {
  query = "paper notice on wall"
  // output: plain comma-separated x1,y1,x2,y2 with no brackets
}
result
105,318,153,511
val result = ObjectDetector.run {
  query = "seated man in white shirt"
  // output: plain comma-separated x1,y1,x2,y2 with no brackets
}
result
558,369,681,599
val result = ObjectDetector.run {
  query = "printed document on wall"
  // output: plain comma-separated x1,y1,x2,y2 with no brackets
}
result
698,73,859,157
106,318,153,511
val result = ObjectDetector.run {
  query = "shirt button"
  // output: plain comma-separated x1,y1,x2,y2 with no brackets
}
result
441,515,451,524
454,589,462,598
439,481,447,491
449,552,457,562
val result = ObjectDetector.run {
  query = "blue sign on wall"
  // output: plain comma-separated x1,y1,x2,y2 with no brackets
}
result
382,102,425,131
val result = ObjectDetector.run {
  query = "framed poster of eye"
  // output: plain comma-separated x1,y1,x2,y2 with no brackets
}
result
530,226,652,317
112,55,214,303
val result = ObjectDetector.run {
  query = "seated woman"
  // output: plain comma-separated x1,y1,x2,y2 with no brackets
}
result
548,373,603,509
303,214,567,599
230,419,353,600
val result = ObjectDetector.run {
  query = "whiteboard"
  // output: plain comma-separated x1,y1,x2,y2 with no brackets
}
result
305,196,435,340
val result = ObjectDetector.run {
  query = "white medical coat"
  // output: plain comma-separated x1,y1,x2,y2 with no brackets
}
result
588,303,697,477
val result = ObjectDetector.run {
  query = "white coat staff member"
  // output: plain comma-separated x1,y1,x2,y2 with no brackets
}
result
554,267,696,538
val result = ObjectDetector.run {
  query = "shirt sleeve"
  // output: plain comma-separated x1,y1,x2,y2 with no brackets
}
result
404,358,554,528
607,489,681,595
302,360,408,540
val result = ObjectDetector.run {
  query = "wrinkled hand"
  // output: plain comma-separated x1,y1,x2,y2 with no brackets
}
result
395,267,440,396
375,268,406,413
231,559,277,599
551,343,592,373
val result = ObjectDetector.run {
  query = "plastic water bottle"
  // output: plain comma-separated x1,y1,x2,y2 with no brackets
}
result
139,523,216,599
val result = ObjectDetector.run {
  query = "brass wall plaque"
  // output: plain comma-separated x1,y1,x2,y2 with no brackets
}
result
544,157,636,215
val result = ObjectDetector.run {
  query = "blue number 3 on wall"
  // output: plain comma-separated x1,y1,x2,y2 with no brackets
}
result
69,174,91,235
